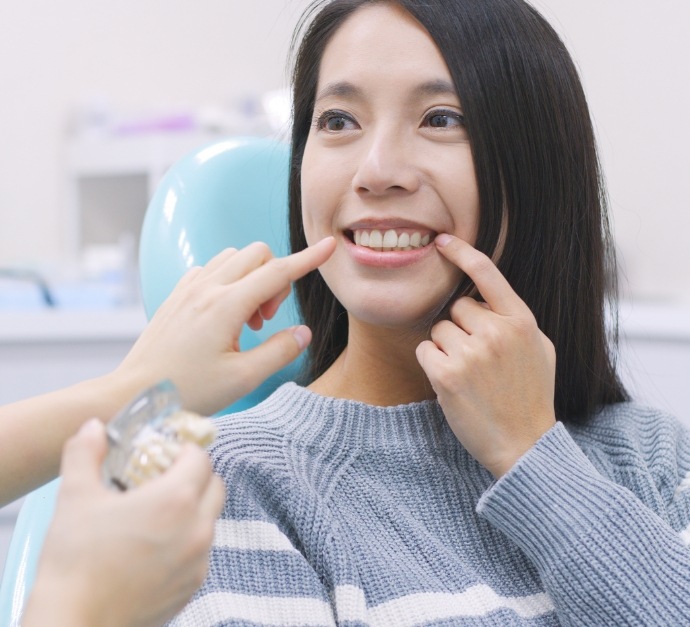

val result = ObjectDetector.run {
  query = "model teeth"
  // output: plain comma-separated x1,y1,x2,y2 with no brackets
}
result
352,229,431,251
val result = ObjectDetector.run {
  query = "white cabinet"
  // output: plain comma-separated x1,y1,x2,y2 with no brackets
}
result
62,132,222,257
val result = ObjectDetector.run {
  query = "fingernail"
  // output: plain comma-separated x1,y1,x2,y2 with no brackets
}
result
79,418,103,436
435,233,453,247
290,325,311,351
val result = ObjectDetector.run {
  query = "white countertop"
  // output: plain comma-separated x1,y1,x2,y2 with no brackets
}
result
618,300,690,342
0,306,147,343
0,300,687,344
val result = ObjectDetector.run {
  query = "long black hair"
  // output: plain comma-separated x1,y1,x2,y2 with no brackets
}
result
288,0,629,423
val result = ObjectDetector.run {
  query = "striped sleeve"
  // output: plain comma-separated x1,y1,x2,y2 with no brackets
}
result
477,418,690,625
170,514,336,626
167,420,338,627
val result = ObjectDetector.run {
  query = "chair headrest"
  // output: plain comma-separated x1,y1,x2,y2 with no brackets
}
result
140,136,301,413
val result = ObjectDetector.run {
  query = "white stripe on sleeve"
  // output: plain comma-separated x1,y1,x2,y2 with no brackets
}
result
213,519,300,553
170,591,336,626
366,586,554,625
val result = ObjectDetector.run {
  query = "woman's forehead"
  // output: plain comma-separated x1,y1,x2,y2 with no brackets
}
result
314,3,454,96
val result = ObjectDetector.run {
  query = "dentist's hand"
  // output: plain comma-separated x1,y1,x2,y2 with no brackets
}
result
115,237,336,416
22,419,225,627
416,234,556,478
0,238,335,507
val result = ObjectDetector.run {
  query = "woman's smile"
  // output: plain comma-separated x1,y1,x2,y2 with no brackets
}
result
350,227,433,251
342,219,437,267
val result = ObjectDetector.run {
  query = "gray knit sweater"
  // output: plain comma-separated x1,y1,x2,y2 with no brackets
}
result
171,383,690,626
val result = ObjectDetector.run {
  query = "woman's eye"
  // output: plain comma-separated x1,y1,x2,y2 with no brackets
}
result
316,111,356,132
424,111,465,129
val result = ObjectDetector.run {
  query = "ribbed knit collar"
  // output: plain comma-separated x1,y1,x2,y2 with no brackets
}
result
252,382,454,454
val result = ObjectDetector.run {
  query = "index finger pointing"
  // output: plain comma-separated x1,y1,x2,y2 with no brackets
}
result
434,233,526,315
278,236,337,281
233,236,336,317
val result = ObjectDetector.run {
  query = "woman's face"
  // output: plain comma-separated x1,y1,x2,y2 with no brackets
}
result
301,3,479,329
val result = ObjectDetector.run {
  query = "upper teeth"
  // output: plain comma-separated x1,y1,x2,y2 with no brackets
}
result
353,229,431,251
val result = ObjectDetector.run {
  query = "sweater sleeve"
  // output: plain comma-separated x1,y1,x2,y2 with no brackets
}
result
168,518,336,626
168,462,337,626
476,419,690,626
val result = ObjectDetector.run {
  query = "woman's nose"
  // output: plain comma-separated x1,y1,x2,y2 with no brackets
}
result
351,132,420,196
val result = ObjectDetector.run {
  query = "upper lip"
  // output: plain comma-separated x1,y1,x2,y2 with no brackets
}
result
344,218,437,233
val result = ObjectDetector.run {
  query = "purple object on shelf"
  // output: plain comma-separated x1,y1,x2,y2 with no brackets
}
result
114,114,197,135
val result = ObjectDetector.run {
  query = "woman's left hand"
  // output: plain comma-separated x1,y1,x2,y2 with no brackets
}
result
416,234,556,478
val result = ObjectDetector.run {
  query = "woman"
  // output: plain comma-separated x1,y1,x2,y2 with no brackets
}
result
172,1,690,625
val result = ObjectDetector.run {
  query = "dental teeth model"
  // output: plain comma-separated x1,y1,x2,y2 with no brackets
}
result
102,381,216,490
119,410,216,489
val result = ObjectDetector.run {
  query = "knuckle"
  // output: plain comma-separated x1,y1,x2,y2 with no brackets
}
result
251,241,272,256
200,520,217,550
511,314,539,339
414,341,426,362
449,296,471,316
482,322,505,352
430,319,453,340
278,334,300,361
186,283,217,309
434,362,459,390
543,334,557,362
266,256,290,275
180,266,202,285
449,296,480,324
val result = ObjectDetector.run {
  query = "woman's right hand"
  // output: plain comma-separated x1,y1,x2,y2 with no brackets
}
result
114,237,336,416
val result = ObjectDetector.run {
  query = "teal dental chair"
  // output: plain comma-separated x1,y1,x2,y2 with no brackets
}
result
0,136,295,624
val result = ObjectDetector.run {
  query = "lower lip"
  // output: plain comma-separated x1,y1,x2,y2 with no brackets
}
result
343,235,435,268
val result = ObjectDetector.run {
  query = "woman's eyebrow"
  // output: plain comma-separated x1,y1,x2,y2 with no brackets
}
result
315,81,363,103
414,79,458,98
314,79,458,104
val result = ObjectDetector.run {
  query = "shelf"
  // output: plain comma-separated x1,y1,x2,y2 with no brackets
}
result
619,300,690,342
62,131,227,257
64,131,223,177
0,306,147,344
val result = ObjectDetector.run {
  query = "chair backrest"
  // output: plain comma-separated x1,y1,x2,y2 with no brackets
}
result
0,479,60,625
0,136,293,623
140,136,298,412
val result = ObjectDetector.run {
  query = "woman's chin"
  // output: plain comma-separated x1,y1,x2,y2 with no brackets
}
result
342,297,448,332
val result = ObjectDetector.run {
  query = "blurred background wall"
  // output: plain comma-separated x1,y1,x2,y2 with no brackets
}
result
532,0,690,304
0,0,690,299
0,0,688,303
0,0,311,279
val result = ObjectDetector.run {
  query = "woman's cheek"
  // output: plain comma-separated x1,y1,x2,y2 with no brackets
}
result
300,198,335,248
299,163,332,246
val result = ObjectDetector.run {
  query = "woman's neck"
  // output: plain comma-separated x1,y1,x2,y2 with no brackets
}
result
308,318,436,406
